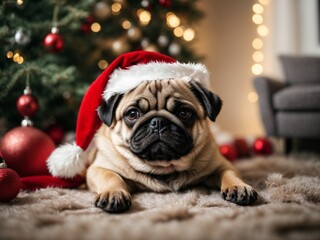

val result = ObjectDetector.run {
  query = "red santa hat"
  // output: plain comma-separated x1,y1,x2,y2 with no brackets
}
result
46,51,210,178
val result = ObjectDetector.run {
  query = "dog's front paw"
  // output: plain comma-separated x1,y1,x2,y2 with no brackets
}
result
221,184,258,206
95,189,132,213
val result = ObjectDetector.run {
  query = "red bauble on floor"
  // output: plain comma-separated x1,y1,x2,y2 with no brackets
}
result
234,138,250,158
0,126,55,177
253,137,273,156
220,144,238,162
0,163,21,202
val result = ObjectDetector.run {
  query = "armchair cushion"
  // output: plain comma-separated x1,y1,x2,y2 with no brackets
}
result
254,55,320,139
280,56,320,84
277,112,320,138
273,85,320,111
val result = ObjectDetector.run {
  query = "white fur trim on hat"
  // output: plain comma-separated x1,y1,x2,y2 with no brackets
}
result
47,143,85,178
103,61,210,101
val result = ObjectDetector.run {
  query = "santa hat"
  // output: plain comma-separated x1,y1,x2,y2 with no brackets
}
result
47,51,210,178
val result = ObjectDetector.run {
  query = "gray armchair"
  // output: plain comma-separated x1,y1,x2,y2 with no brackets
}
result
253,55,320,152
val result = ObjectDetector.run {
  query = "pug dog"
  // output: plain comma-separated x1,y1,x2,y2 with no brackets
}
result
86,79,258,213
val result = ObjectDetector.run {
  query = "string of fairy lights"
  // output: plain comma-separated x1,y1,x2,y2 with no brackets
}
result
93,1,196,70
5,0,25,64
6,0,197,70
248,0,269,103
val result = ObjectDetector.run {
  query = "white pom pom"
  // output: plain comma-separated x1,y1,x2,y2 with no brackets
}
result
46,143,85,178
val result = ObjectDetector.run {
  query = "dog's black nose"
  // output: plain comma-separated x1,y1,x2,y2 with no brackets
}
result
149,117,169,130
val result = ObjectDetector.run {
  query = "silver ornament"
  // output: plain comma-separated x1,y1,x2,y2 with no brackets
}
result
94,1,111,20
141,0,150,8
14,28,30,45
141,38,149,48
21,117,33,127
127,27,142,41
158,35,169,47
62,131,76,144
168,42,181,56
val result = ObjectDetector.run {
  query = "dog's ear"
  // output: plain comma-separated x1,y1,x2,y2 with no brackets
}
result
98,94,122,127
190,80,222,122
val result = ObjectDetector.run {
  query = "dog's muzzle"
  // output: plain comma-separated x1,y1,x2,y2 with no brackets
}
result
130,116,193,161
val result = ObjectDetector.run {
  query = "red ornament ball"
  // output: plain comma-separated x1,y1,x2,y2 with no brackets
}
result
220,144,238,162
253,137,273,156
0,127,55,177
81,16,95,33
234,138,250,158
44,33,64,52
16,94,39,117
0,165,21,202
81,23,91,33
45,124,65,144
158,0,172,7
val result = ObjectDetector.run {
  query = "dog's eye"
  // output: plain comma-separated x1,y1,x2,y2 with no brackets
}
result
178,108,193,121
126,109,141,121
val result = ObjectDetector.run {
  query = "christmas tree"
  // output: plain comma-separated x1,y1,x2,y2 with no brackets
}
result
0,0,203,140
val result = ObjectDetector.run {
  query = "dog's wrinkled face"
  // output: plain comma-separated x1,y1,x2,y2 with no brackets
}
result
98,79,222,174
130,111,194,161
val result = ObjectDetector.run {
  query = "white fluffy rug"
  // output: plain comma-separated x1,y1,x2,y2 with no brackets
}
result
1,154,320,240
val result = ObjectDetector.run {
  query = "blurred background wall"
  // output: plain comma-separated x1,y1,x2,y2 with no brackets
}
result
196,0,320,137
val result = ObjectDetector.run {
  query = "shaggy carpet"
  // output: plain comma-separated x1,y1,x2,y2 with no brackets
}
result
1,154,320,240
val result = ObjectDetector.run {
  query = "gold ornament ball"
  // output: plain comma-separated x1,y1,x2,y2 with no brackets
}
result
144,44,158,52
112,38,130,55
